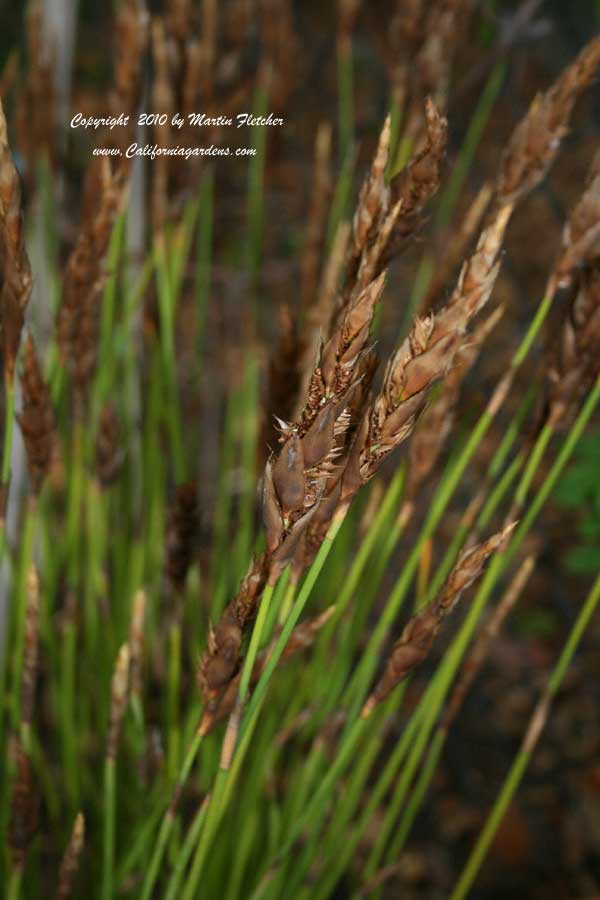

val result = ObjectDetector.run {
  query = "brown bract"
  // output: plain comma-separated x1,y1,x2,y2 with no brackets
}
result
18,334,57,494
8,739,38,869
0,99,32,384
497,34,600,207
362,523,516,716
56,813,85,900
56,158,125,409
200,606,335,734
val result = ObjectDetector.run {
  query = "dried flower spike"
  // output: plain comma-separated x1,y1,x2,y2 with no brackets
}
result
8,739,38,869
362,523,516,717
56,812,85,900
107,643,131,761
18,334,57,494
0,98,32,384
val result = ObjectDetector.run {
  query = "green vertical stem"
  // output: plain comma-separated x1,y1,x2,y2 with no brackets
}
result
450,571,600,900
180,516,347,899
167,623,181,783
164,799,209,900
102,757,116,900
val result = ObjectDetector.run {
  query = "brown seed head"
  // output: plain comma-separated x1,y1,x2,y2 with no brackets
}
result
18,334,57,493
8,739,38,868
362,522,515,715
56,812,85,900
0,98,32,383
497,34,600,207
107,643,131,761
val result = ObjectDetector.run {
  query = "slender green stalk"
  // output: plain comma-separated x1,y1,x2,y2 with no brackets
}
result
450,571,600,900
180,515,347,899
140,729,205,900
101,758,116,900
6,866,22,900
166,623,181,783
514,422,553,508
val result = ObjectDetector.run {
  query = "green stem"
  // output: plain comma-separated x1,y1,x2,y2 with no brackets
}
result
140,729,205,900
450,571,600,900
102,757,116,900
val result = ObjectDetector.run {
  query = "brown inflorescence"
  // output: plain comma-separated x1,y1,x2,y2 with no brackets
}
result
362,523,516,716
200,606,336,734
8,739,38,870
106,644,131,762
56,812,85,900
56,158,125,411
18,334,58,494
0,98,32,385
199,34,600,727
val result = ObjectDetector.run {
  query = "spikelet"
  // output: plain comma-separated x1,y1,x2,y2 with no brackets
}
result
344,101,447,299
111,0,149,151
200,606,336,734
497,34,600,208
128,590,147,702
56,158,125,409
0,98,32,385
151,20,175,232
385,97,448,253
18,334,58,494
546,264,600,428
199,555,268,710
405,306,503,499
8,739,38,869
442,555,535,732
106,644,131,761
362,523,516,716
546,154,600,428
15,0,57,185
56,813,85,900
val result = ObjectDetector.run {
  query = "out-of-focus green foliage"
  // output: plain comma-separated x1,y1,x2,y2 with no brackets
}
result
555,427,600,573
